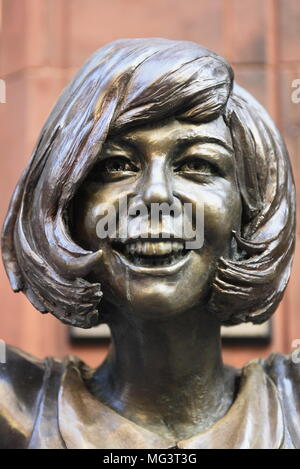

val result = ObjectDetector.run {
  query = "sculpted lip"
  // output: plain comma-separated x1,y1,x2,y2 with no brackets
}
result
110,237,192,274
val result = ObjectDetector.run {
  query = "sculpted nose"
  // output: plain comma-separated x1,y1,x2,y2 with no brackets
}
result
142,157,174,206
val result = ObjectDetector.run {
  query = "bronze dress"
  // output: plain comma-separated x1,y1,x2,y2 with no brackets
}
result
1,345,299,449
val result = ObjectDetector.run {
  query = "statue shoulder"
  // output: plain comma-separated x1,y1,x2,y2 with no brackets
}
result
0,345,45,448
262,348,300,387
262,349,300,448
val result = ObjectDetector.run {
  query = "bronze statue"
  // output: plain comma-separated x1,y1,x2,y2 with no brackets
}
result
0,38,299,449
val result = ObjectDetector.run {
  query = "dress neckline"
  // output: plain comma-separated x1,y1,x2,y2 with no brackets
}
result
58,356,284,449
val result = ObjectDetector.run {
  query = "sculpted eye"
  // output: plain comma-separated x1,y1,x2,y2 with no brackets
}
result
101,157,139,173
175,157,217,175
89,156,140,182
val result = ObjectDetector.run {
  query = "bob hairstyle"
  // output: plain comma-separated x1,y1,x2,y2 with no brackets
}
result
1,38,296,328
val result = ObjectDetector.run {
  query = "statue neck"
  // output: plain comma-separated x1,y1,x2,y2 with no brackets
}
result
89,306,237,441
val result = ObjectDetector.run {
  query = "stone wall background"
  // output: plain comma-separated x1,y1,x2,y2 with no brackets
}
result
0,0,299,367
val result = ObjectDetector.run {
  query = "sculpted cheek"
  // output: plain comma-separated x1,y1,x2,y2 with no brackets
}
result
202,188,241,252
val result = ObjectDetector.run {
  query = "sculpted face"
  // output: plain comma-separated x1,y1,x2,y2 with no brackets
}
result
73,117,242,320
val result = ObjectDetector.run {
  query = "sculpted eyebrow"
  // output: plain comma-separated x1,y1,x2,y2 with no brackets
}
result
104,138,136,153
99,139,131,156
174,136,234,154
105,135,234,156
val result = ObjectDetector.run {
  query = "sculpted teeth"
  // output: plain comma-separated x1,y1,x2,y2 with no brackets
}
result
124,241,184,256
116,240,189,268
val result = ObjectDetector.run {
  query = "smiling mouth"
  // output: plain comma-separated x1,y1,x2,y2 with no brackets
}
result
111,239,189,268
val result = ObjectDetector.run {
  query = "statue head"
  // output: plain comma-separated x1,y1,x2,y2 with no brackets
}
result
1,38,295,329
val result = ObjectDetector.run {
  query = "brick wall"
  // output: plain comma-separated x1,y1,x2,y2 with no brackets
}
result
0,0,299,367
